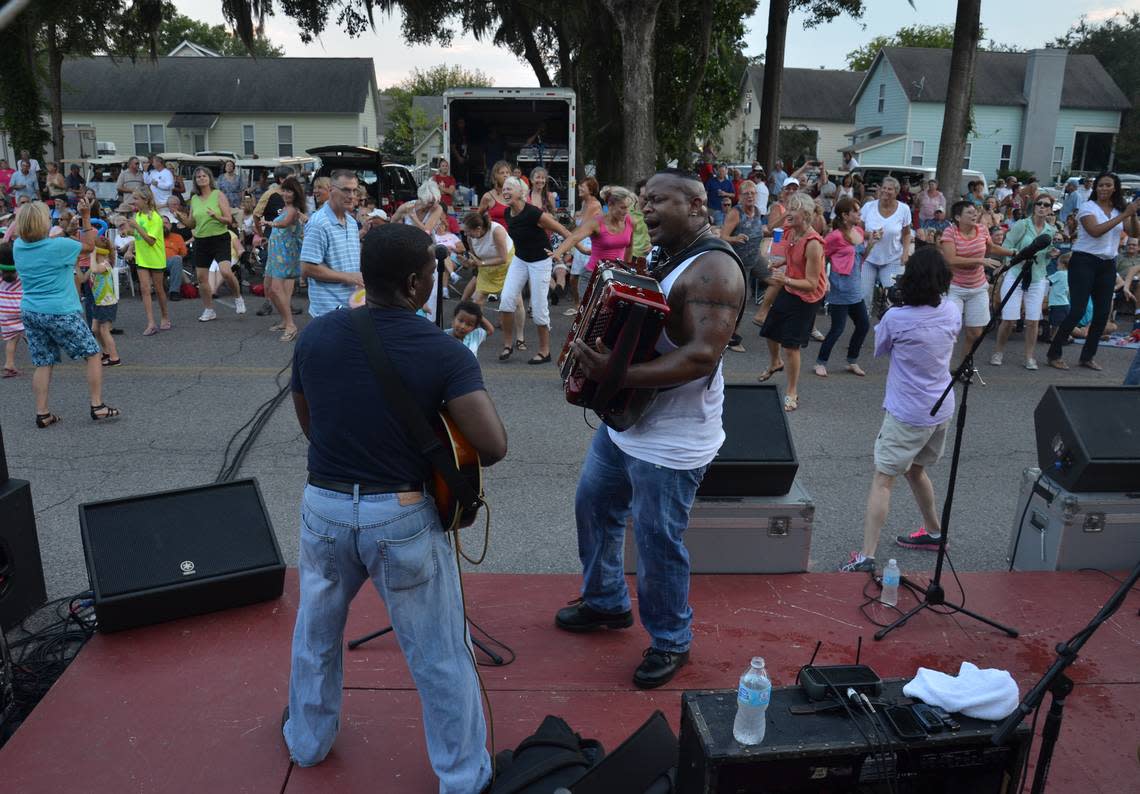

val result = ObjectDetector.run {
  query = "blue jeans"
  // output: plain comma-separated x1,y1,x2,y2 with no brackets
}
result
166,255,183,295
575,428,707,653
1125,347,1140,386
817,301,870,364
284,485,490,794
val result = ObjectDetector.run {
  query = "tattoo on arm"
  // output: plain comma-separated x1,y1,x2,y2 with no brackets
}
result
686,296,739,311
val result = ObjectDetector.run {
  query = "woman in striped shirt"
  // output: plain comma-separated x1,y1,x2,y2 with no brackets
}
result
940,200,1015,366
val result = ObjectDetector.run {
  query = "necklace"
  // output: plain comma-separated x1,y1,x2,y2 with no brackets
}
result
651,222,713,279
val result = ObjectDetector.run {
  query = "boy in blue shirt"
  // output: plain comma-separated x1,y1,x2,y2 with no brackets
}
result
447,300,495,358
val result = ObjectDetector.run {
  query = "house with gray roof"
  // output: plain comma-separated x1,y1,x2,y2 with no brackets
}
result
719,65,866,166
56,56,383,160
849,47,1130,180
410,96,446,167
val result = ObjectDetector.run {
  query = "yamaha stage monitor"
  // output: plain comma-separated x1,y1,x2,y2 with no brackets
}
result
0,479,47,631
698,384,798,497
1035,386,1140,492
79,479,285,633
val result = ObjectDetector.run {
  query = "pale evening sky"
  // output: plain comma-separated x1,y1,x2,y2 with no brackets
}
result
173,0,1140,87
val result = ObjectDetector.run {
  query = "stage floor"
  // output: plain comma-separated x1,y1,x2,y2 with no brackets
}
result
1,569,1137,792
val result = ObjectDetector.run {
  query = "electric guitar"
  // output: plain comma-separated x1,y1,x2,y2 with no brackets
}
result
432,410,484,531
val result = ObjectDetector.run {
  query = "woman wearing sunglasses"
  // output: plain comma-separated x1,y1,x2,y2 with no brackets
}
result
990,196,1058,370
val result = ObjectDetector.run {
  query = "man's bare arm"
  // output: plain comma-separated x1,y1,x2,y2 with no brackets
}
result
445,390,507,465
621,251,744,389
302,261,364,287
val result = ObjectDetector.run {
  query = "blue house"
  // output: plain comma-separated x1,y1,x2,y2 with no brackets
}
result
847,48,1131,182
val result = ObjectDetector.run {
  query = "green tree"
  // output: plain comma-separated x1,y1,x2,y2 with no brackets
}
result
1054,12,1140,171
846,24,959,71
381,64,494,161
157,12,284,56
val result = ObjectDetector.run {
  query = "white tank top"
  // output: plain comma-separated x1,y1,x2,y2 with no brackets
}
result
608,251,726,470
470,221,508,260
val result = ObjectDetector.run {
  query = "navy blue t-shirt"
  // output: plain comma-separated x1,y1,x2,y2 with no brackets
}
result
291,307,485,484
705,177,734,202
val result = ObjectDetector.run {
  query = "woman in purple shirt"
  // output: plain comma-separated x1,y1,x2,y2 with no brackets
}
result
840,247,959,573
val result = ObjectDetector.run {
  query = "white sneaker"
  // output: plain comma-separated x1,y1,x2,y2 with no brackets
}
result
234,297,246,315
198,308,217,322
1025,358,1039,370
989,352,1003,366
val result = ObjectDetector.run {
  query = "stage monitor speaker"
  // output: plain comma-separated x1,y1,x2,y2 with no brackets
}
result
1035,385,1140,492
0,421,9,484
0,479,47,631
79,479,285,633
697,384,798,497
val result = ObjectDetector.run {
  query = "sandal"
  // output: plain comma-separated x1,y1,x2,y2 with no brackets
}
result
279,328,298,342
269,322,285,331
527,353,552,365
1047,358,1069,371
35,412,62,428
784,394,798,412
2,367,19,378
142,325,158,336
751,316,766,328
89,403,121,422
1078,360,1102,371
101,358,122,367
846,363,866,377
813,364,828,378
515,340,528,352
498,346,513,362
159,320,172,331
756,364,784,382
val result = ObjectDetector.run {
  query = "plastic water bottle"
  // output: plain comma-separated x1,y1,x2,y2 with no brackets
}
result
732,657,771,745
881,559,900,607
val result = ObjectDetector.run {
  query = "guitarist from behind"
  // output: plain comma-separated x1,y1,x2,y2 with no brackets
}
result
285,223,507,794
557,168,746,690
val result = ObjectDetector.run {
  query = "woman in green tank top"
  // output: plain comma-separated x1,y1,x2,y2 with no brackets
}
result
171,166,243,321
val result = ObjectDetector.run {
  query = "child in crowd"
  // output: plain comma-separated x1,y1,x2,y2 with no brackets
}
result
0,242,24,377
89,237,121,366
1045,253,1071,340
447,300,494,358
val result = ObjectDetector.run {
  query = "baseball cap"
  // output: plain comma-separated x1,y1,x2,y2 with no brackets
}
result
783,177,801,187
367,208,388,220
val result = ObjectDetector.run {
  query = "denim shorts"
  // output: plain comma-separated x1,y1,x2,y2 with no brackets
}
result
22,310,101,367
92,303,118,324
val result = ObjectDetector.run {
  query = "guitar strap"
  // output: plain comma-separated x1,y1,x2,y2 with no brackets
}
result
349,307,484,519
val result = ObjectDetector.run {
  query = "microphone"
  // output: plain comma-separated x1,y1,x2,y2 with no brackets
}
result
1008,233,1052,268
433,244,451,263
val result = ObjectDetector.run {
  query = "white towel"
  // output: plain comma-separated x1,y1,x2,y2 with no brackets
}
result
902,661,1020,721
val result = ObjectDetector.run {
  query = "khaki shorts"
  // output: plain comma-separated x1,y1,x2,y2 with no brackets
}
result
873,412,949,476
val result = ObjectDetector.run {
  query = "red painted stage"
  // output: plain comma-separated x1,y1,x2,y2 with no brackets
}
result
1,570,1137,793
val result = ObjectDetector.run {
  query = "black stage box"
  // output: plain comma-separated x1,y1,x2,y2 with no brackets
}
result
1035,385,1140,492
0,479,47,631
79,479,284,632
677,681,1028,793
698,384,798,498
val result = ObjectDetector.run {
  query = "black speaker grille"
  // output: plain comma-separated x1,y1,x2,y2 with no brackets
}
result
1059,390,1140,459
716,385,795,462
82,481,280,597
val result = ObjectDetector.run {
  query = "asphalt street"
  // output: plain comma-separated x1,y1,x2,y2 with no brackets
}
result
1,290,1135,602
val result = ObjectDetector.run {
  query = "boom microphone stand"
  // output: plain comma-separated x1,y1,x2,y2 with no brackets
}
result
350,246,503,663
874,235,1053,641
992,558,1140,792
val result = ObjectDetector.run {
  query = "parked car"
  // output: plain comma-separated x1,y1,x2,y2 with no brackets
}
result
850,165,987,198
306,146,418,214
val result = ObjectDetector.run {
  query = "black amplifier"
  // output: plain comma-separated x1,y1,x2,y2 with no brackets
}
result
678,680,1029,793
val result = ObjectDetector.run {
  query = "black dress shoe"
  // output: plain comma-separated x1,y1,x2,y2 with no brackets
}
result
168,292,182,302
256,300,274,316
633,647,690,690
554,599,633,633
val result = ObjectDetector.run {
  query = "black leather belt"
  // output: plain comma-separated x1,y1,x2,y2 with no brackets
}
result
307,476,423,495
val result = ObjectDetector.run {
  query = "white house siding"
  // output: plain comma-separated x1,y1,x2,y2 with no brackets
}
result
720,110,851,164
59,112,370,160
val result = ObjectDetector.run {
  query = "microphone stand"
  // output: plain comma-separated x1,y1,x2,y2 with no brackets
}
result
874,250,1045,641
992,558,1140,792
350,247,504,663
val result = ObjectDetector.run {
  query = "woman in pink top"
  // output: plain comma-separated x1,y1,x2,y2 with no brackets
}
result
914,179,945,224
758,192,827,412
548,184,634,277
940,200,1014,362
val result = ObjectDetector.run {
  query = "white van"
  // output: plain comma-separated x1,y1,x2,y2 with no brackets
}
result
850,165,988,198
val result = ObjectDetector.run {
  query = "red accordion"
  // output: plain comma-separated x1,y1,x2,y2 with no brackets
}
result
558,260,670,431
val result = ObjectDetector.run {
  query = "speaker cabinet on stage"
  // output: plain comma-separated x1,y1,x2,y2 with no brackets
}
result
697,384,798,498
624,481,815,574
678,682,1029,793
1008,467,1140,571
79,479,285,633
0,479,47,631
1035,385,1140,492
